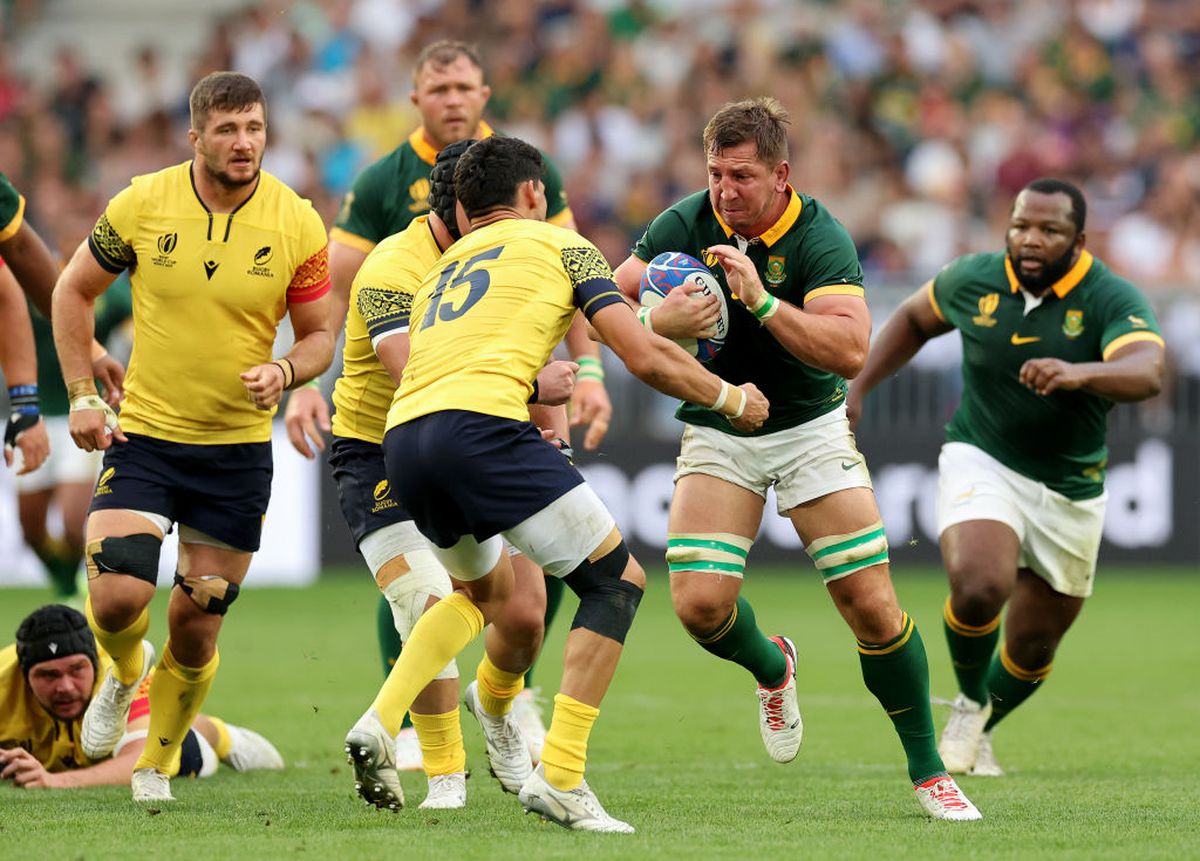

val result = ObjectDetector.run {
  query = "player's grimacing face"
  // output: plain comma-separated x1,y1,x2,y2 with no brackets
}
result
707,141,789,235
412,57,491,150
191,103,266,190
28,655,95,721
1005,190,1083,292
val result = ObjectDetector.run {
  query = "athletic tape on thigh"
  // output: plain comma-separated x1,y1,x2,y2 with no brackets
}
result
805,521,889,581
503,483,615,578
429,534,504,583
665,533,752,578
85,533,163,585
174,572,240,615
378,546,458,681
562,537,642,644
359,521,433,580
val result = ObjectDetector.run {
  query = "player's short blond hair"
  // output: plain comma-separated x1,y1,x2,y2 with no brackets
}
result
702,97,790,166
189,71,265,131
412,40,484,86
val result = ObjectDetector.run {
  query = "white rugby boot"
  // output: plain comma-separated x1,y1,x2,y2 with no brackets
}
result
131,767,175,803
518,764,634,833
82,640,156,760
914,775,983,821
464,680,532,794
938,693,992,773
344,710,404,810
757,635,803,763
969,731,1004,777
512,687,548,764
221,725,285,771
418,772,468,809
394,725,424,772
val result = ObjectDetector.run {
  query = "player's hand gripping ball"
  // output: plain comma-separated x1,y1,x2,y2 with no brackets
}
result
639,252,729,361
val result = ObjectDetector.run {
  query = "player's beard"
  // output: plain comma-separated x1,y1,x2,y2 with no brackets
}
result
201,152,260,191
1007,244,1076,293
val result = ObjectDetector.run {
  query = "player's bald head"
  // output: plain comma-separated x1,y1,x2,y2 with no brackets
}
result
190,71,266,131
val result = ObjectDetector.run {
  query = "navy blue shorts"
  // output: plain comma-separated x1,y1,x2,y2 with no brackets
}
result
383,410,582,549
90,433,273,552
177,728,203,778
328,435,411,546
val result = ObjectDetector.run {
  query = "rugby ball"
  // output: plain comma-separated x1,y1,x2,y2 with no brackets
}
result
639,252,729,362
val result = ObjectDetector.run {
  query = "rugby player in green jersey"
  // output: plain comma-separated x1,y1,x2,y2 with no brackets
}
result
284,40,602,768
613,97,980,820
848,179,1165,777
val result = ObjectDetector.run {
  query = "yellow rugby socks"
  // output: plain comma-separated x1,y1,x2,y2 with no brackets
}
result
984,645,1052,730
371,592,484,737
410,709,466,777
541,693,599,791
85,598,149,685
943,596,1001,706
135,643,219,775
476,652,525,716
206,716,234,760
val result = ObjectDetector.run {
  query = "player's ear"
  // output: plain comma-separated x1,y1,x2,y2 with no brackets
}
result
480,83,492,102
773,160,790,193
187,127,200,149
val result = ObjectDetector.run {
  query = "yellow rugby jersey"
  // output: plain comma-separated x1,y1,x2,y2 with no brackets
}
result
88,161,330,444
387,219,624,428
0,645,111,772
332,216,441,444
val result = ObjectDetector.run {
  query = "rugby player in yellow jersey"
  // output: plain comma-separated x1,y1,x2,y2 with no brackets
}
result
1,605,283,789
50,72,334,804
330,140,577,810
346,136,768,833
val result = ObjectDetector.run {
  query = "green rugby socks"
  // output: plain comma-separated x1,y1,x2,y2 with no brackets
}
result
526,574,566,687
984,644,1052,730
943,596,1001,706
858,613,945,783
690,596,788,687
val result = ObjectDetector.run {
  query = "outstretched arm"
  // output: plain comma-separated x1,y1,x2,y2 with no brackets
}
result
1019,340,1164,401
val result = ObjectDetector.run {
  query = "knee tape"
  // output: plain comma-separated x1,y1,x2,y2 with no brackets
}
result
174,572,240,615
562,539,642,644
85,533,162,585
806,521,889,582
665,533,751,578
380,548,458,681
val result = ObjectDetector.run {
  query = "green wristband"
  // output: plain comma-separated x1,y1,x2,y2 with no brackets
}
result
577,356,605,383
751,292,779,321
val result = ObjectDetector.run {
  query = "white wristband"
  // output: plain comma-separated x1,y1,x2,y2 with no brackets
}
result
637,305,655,333
709,380,730,413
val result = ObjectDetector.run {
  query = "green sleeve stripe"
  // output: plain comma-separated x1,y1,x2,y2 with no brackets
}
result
667,538,750,558
821,550,890,580
667,560,746,574
809,526,887,560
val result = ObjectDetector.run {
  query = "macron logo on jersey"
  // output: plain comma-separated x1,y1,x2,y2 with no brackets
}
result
204,260,220,280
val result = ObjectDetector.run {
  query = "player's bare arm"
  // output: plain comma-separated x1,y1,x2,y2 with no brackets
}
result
847,280,955,428
242,292,335,411
707,243,871,380
613,255,721,340
1019,340,1164,400
0,741,139,789
51,240,124,452
0,219,58,319
590,298,768,433
0,265,49,473
563,311,613,450
535,360,579,406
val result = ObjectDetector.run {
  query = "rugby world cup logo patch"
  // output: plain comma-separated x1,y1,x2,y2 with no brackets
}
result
157,232,177,255
972,293,999,327
408,178,431,213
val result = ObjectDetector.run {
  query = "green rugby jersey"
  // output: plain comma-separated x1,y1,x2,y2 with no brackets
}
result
633,188,865,435
931,250,1164,500
331,122,573,252
0,172,25,241
30,277,132,416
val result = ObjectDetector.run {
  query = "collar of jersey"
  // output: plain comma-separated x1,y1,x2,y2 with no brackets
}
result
410,121,496,166
712,186,802,248
1005,249,1093,299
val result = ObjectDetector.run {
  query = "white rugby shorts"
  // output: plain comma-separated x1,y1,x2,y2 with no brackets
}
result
936,442,1106,598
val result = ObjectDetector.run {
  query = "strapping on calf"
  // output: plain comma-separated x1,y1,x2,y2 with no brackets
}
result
665,532,752,578
85,534,163,585
174,572,240,615
805,521,889,582
562,532,642,644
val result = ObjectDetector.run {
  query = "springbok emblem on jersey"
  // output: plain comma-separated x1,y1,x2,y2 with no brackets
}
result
972,293,999,327
1062,309,1084,338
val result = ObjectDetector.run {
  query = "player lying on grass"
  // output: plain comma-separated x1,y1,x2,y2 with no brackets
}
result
1,605,282,789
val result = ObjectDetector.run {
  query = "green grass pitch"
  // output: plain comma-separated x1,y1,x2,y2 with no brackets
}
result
2,567,1197,860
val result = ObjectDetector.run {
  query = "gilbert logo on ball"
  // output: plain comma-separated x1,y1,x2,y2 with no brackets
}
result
639,252,729,361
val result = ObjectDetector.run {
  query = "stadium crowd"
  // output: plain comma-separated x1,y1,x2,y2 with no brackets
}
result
0,0,1198,290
